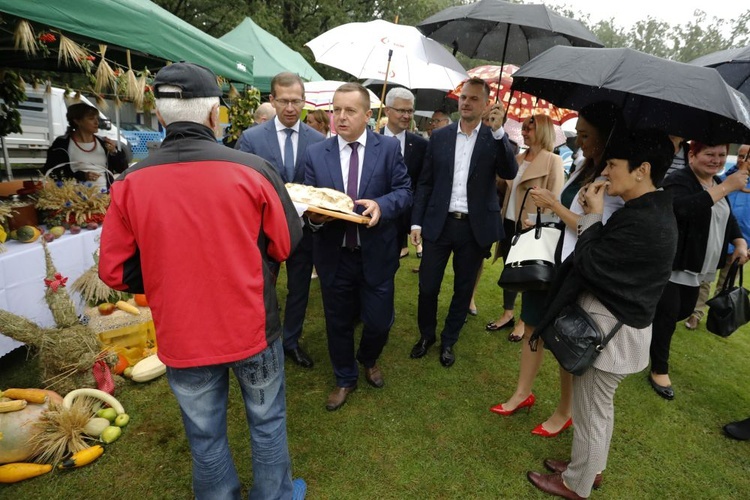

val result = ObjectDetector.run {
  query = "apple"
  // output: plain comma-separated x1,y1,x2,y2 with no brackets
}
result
98,303,116,316
49,226,66,238
43,233,55,242
86,222,99,230
114,413,130,427
69,225,82,234
96,407,118,422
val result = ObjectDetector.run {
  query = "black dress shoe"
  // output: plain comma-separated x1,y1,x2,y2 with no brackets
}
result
439,345,455,367
648,375,674,400
724,417,750,440
410,337,435,358
284,347,314,368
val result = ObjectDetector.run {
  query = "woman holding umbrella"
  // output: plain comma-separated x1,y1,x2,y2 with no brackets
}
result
648,141,749,400
527,128,678,500
489,102,625,439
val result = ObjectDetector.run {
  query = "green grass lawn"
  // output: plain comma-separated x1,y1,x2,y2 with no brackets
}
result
3,255,750,499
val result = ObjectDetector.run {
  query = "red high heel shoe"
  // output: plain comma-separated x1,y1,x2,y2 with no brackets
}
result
531,418,573,437
490,393,535,416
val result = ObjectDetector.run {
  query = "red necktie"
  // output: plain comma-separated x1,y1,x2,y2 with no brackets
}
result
346,142,359,249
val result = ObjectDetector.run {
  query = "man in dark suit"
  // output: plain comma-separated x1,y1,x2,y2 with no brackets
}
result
410,77,518,367
236,72,325,368
304,83,412,411
380,87,428,259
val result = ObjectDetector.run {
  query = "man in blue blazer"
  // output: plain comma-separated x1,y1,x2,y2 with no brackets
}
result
236,72,325,369
304,83,412,411
380,87,428,259
410,77,518,367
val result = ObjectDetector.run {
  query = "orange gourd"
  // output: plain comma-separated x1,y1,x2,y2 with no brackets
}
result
134,294,148,307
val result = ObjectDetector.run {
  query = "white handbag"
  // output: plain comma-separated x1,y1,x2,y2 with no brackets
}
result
497,188,561,292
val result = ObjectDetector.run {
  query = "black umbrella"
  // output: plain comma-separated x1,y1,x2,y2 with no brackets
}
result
417,0,602,64
690,45,750,100
511,46,750,145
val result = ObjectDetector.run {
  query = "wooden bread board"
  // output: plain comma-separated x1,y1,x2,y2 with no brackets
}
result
306,205,371,224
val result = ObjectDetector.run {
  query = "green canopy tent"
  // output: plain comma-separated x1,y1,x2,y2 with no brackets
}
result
0,0,254,84
220,17,322,92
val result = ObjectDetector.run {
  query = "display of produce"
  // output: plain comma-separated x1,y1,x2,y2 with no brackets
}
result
130,354,166,383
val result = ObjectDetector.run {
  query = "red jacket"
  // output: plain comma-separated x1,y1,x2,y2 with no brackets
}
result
99,122,302,368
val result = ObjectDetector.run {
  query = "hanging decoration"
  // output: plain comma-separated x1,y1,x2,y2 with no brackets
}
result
9,18,157,108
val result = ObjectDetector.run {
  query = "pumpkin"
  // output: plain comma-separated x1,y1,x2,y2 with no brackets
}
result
133,294,149,307
0,401,51,464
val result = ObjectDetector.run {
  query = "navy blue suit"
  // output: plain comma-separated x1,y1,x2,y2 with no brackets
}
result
236,119,325,351
380,128,428,245
304,129,412,386
412,122,518,348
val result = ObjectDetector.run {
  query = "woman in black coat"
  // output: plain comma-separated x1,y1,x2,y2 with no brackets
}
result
648,141,749,400
527,129,679,499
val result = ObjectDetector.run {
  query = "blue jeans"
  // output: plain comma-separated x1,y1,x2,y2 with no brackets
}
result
166,338,293,500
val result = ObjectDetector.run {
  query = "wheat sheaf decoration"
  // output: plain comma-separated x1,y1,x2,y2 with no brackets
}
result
13,19,37,55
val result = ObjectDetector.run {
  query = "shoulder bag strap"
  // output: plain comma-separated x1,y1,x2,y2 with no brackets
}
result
596,321,624,352
515,187,533,235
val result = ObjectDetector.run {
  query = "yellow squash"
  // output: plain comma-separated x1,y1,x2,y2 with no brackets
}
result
58,445,104,469
0,463,53,483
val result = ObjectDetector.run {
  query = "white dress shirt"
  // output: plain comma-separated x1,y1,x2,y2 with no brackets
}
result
383,126,406,156
274,116,300,165
448,120,506,213
336,130,368,246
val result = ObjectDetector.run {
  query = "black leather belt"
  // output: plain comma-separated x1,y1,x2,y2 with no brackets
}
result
449,212,469,220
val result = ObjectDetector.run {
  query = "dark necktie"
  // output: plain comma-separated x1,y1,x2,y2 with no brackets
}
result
284,128,295,182
346,142,359,249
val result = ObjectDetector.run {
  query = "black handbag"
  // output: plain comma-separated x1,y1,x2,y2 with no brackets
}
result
497,189,562,293
536,303,623,376
706,261,750,337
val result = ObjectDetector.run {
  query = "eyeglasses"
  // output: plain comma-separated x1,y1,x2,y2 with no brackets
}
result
274,99,305,108
429,118,448,124
389,107,414,116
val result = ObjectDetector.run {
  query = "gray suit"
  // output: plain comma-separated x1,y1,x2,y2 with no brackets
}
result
236,118,325,350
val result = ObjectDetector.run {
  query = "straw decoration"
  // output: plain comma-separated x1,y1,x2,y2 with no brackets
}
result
94,44,116,93
228,84,240,102
58,34,88,69
124,49,140,102
13,19,37,56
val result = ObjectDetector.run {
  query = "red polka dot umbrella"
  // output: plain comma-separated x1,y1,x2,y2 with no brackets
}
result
450,64,577,125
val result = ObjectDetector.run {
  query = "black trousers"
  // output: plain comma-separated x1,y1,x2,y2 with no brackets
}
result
417,218,486,347
650,280,700,374
319,249,394,387
268,227,314,350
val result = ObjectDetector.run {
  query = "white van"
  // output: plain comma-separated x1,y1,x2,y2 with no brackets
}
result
2,85,131,171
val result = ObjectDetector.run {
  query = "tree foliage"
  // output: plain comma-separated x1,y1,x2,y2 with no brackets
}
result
154,0,750,79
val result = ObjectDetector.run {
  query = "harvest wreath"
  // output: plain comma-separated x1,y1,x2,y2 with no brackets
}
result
33,179,109,228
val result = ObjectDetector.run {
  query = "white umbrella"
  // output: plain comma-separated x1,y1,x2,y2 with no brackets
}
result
305,20,468,92
303,80,381,110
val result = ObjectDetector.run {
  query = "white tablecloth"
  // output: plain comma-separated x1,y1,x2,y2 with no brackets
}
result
0,228,102,357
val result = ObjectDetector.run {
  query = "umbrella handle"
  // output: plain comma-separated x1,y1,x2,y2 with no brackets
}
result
376,49,394,129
